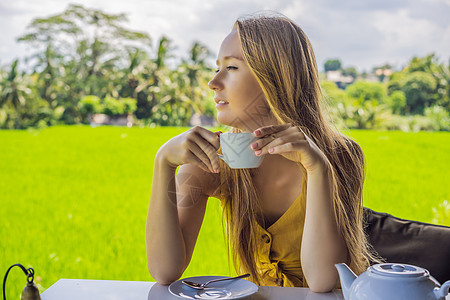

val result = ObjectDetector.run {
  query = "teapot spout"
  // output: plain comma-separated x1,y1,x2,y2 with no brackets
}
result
335,263,357,300
434,280,450,299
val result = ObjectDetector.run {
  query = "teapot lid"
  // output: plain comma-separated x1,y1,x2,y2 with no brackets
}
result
372,263,429,278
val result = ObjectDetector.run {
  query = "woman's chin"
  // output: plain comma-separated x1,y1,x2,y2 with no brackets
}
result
216,114,235,128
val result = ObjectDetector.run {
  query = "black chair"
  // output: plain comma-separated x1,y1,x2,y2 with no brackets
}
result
363,207,450,283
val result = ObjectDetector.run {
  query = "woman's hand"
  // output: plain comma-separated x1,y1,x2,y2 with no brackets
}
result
251,124,329,173
157,126,222,173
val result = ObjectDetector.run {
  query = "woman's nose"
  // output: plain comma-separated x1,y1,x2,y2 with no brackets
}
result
208,74,223,91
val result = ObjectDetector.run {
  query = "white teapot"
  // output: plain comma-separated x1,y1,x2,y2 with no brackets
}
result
335,263,450,300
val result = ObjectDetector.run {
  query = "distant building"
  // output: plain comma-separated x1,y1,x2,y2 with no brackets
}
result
374,68,394,82
326,70,354,89
375,68,393,77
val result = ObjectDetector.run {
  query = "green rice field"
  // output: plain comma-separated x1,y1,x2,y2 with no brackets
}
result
1,126,449,298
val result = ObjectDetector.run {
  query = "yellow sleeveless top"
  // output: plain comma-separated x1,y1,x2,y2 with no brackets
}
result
255,175,307,287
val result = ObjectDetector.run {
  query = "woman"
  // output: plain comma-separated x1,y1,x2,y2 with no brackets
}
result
146,13,376,292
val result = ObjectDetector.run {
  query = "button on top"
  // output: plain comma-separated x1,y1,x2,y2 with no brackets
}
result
262,234,271,244
275,278,284,286
392,264,406,272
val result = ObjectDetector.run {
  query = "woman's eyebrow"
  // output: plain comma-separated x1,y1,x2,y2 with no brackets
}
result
216,55,244,65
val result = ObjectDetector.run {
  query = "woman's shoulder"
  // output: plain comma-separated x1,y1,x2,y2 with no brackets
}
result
333,135,364,158
177,164,222,199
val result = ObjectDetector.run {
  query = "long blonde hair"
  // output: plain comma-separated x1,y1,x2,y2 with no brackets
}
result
217,13,377,285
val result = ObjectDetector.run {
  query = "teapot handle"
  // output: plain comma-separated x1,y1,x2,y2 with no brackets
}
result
434,280,450,299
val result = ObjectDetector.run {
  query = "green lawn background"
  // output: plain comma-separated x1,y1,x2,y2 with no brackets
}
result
1,126,449,299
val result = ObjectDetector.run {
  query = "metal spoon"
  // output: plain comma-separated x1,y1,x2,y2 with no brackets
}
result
182,273,250,290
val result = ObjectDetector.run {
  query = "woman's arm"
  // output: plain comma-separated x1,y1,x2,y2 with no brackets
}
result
146,155,189,284
146,157,217,284
301,165,347,292
145,127,221,284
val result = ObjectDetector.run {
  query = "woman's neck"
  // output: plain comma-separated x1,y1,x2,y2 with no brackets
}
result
233,114,280,133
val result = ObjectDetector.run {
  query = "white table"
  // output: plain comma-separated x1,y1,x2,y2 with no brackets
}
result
41,279,344,300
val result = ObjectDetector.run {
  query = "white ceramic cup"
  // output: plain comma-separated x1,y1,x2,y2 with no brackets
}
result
218,132,264,169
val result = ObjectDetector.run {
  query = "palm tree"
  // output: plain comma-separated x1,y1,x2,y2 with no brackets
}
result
131,36,174,120
17,4,152,123
0,60,33,128
0,60,31,110
178,42,214,121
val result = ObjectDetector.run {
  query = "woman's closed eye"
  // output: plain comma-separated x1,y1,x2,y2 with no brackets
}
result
215,66,238,73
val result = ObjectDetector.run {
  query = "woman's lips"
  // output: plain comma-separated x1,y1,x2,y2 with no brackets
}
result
215,100,229,109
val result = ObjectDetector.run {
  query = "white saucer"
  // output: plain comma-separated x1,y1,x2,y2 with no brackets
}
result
168,276,258,299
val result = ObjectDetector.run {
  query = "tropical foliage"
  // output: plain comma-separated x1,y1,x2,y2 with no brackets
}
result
0,5,448,131
0,4,214,129
322,54,449,131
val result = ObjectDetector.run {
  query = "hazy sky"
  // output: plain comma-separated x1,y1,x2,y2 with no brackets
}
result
1,0,449,72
